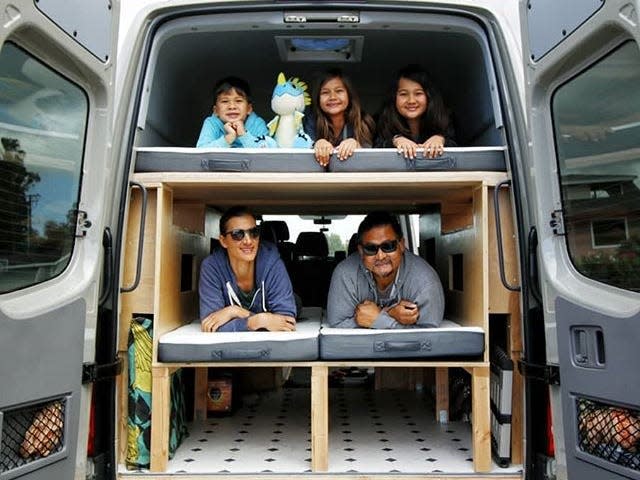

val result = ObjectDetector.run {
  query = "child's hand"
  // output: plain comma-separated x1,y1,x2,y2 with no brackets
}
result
421,135,445,158
393,135,419,159
223,122,237,145
336,138,359,161
232,120,247,137
313,139,334,167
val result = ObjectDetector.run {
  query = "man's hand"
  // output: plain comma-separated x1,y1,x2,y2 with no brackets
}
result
386,300,419,325
201,305,251,332
248,313,296,331
355,300,381,328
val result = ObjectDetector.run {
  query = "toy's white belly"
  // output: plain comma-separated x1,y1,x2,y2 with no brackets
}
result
275,115,297,147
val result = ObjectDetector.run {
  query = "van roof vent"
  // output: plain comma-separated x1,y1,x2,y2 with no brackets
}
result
275,35,364,62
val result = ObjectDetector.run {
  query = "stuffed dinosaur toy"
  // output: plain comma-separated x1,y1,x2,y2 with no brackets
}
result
267,73,313,148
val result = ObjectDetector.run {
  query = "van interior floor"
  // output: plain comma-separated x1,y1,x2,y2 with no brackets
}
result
147,381,523,475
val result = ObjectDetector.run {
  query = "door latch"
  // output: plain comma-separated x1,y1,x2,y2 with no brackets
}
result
549,209,565,236
75,210,92,237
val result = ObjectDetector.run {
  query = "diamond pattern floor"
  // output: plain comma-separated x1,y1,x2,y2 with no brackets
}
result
161,386,521,474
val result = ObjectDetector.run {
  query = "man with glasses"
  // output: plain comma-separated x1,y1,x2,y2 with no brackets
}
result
327,211,444,328
199,205,297,332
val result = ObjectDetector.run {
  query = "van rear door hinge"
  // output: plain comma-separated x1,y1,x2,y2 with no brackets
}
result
549,209,565,236
82,358,123,384
518,360,560,385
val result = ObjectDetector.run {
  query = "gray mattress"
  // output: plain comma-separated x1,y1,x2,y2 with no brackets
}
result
329,147,506,172
319,320,485,360
158,307,322,362
134,147,505,173
135,147,325,172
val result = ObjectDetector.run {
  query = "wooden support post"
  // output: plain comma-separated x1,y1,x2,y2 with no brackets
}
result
150,366,171,472
311,365,328,472
435,367,449,423
194,367,208,421
472,366,491,473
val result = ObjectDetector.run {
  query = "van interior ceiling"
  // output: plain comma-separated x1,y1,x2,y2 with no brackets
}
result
137,10,504,149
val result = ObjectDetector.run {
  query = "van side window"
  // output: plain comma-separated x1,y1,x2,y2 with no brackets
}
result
0,43,88,293
552,41,640,292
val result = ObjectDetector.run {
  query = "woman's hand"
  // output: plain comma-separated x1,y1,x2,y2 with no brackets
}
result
421,135,445,158
248,313,296,331
335,138,359,161
313,139,334,167
201,305,251,332
393,135,420,159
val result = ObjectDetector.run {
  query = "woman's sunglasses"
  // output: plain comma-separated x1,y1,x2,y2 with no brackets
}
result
222,226,261,241
360,239,399,256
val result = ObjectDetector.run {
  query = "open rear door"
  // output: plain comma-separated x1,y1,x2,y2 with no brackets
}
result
0,1,118,479
521,1,640,478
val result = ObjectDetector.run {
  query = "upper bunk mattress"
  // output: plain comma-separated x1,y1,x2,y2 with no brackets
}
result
158,308,322,362
319,320,484,360
134,147,506,173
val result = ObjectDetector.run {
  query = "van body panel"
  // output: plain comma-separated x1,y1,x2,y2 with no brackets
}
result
521,0,640,478
0,0,119,479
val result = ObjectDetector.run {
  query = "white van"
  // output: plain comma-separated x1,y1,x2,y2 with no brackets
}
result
1,1,639,479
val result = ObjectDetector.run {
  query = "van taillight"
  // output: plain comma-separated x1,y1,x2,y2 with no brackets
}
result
87,391,95,457
546,390,555,457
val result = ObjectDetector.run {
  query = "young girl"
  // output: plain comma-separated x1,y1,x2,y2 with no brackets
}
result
304,69,375,166
376,64,455,159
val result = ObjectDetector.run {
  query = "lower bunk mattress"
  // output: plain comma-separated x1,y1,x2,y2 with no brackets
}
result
158,308,322,362
320,320,484,360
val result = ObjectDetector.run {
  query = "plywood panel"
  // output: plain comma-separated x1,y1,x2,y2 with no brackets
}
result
120,188,158,351
174,201,206,234
488,187,520,314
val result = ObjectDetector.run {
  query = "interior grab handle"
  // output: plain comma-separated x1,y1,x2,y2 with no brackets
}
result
494,180,521,292
121,181,147,293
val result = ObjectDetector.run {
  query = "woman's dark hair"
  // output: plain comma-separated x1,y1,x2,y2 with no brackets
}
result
357,211,403,243
213,76,252,103
310,68,374,147
376,64,452,146
219,205,257,234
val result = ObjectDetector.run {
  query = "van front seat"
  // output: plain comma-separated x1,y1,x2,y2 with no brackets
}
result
292,231,332,307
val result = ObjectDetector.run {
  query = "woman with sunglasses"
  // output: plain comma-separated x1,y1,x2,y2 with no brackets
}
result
327,211,444,329
199,206,297,332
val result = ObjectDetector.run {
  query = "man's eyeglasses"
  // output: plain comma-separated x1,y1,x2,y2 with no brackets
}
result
360,239,399,256
222,226,261,241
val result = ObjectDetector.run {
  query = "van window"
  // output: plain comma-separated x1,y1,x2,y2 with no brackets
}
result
261,214,365,256
0,43,88,293
552,41,640,292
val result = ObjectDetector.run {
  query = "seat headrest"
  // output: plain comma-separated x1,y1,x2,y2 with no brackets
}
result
347,232,359,255
295,231,329,258
260,220,290,242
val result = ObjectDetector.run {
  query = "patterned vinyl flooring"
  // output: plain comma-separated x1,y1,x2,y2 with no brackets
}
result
161,385,522,475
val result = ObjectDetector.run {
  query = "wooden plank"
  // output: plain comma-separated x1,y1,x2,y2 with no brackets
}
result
311,365,328,472
153,360,490,368
150,367,171,472
194,367,208,422
153,186,182,361
471,366,491,473
435,367,449,423
129,171,508,215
